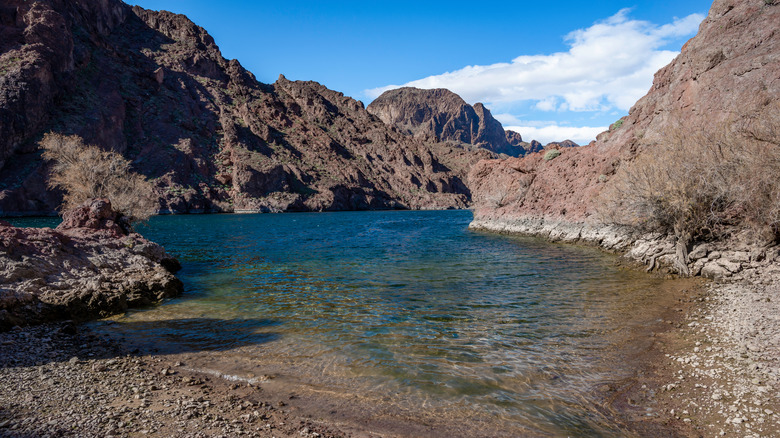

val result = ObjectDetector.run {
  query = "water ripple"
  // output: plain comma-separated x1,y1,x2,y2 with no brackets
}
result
78,210,679,436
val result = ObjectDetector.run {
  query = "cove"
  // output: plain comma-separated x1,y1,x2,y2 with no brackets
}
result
71,210,684,436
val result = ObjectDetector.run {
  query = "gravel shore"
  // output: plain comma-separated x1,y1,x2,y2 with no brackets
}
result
655,282,780,437
611,281,780,438
0,322,350,438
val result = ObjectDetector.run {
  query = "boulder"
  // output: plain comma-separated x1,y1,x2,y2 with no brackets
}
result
0,198,182,330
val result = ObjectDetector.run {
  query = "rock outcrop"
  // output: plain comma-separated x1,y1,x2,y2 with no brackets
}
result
544,140,579,149
0,198,183,330
367,87,529,157
469,0,780,250
0,0,492,215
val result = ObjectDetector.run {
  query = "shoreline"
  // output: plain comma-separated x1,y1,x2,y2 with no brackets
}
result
2,213,778,436
0,322,351,438
0,280,707,438
469,215,780,437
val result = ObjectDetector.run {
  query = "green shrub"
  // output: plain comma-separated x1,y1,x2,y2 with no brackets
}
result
543,149,561,161
610,119,624,130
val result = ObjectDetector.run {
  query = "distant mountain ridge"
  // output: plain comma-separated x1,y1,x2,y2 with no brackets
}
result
0,0,495,215
367,87,577,156
366,87,527,156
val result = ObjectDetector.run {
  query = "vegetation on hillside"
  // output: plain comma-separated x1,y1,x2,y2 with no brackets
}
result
600,107,780,274
41,133,156,224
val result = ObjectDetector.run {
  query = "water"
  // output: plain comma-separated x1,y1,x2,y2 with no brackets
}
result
9,210,680,436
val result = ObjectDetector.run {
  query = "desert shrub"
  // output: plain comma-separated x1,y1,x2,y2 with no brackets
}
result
600,108,780,274
610,119,624,130
543,149,561,161
40,133,156,224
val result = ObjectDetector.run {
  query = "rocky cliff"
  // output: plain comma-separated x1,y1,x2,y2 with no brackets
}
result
367,87,530,157
0,198,182,330
0,0,493,215
470,0,780,229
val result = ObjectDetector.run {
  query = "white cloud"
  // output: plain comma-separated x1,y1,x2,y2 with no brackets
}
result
495,114,605,144
366,10,704,113
535,97,558,112
505,125,607,146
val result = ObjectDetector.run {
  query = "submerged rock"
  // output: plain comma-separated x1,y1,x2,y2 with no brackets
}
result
0,198,182,330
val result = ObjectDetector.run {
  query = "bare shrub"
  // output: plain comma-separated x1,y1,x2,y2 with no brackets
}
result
738,107,780,238
600,109,780,274
41,133,156,224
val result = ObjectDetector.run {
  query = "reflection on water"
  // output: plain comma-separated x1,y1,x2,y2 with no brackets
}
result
56,210,676,436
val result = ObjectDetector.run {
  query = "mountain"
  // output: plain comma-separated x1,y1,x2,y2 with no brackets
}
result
0,0,494,215
469,0,780,225
544,140,579,149
367,87,530,157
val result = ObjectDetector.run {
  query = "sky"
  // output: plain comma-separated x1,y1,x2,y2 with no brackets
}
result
129,1,712,144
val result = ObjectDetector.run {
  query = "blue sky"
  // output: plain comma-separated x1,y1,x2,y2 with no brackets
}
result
130,1,712,144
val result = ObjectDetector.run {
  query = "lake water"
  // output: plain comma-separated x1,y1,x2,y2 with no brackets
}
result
10,210,680,436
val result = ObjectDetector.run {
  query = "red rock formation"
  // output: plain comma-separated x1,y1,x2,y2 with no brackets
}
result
470,0,780,229
0,198,182,330
367,87,529,157
544,140,579,149
56,198,130,237
0,0,489,215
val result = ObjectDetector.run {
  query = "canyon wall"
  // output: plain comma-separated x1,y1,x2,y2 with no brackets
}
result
0,0,494,215
470,0,779,231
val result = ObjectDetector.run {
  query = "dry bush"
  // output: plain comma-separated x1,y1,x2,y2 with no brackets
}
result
738,109,780,237
600,109,780,274
41,133,156,224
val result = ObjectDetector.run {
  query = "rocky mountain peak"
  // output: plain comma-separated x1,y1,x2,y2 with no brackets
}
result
367,87,529,157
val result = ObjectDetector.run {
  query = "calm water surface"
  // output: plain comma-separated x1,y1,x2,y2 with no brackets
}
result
12,210,676,436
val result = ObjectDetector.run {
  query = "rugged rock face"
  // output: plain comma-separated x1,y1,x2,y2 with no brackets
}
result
367,87,529,157
470,0,780,227
0,198,182,330
545,140,579,149
0,0,492,215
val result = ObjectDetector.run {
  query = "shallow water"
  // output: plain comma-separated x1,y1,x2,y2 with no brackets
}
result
10,210,678,435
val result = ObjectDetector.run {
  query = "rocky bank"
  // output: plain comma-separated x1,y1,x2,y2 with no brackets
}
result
468,1,780,436
0,0,494,215
0,198,182,331
468,0,780,281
